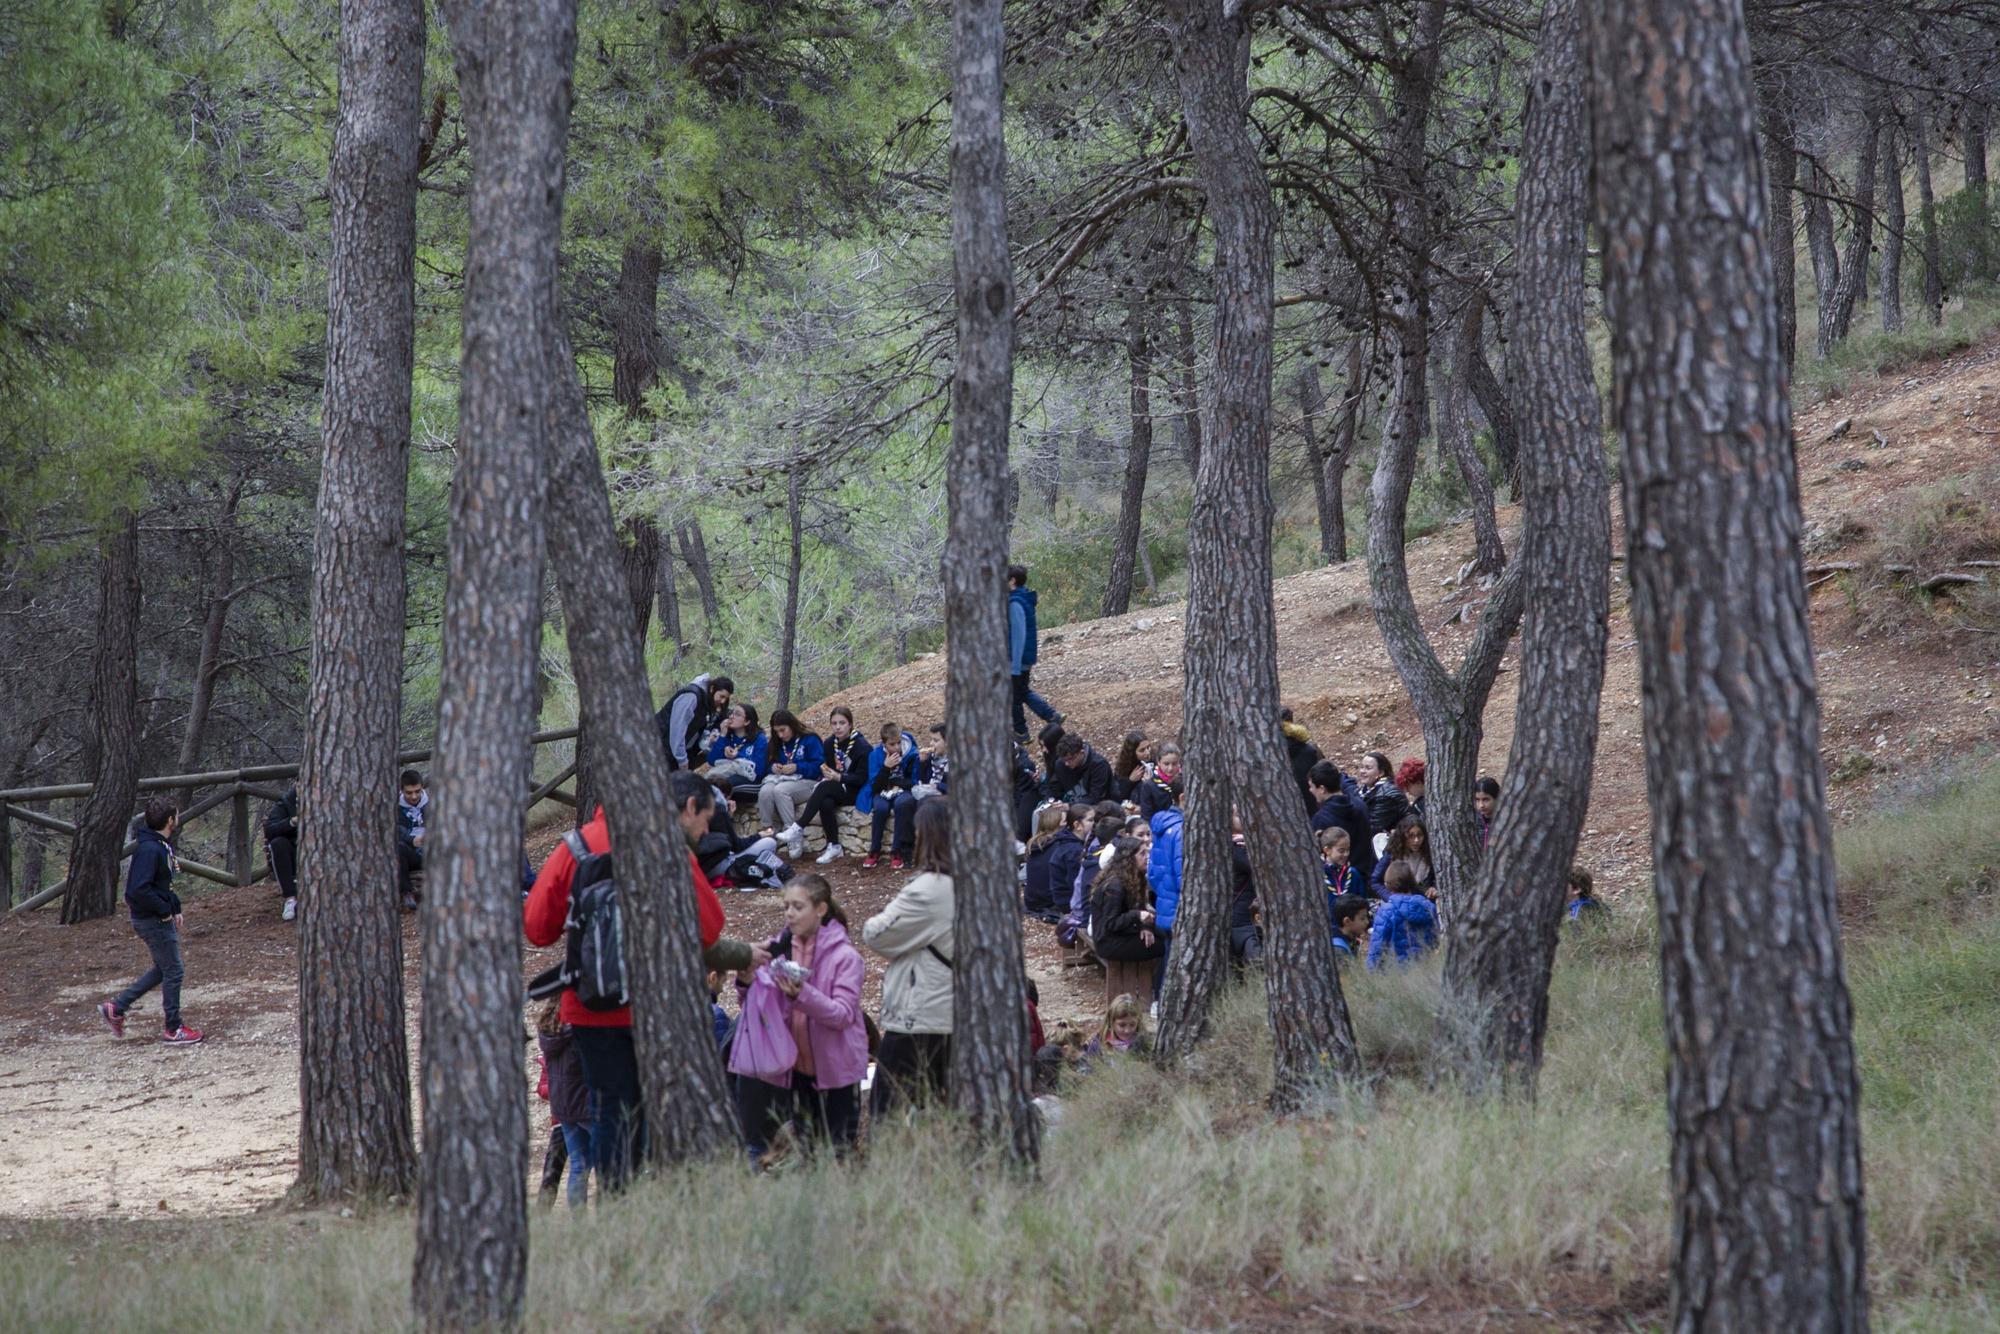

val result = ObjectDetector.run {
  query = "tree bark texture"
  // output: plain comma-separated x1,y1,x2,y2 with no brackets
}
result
1965,98,1989,193
1298,366,1338,565
943,0,1039,1166
1159,0,1358,1102
656,544,685,657
678,518,719,626
61,515,142,925
1102,303,1153,618
1174,298,1204,475
1437,331,1505,575
176,473,246,807
416,0,577,1324
776,460,803,712
1912,115,1946,324
1589,0,1870,1326
1802,160,1840,326
1439,0,1608,1094
1878,121,1905,334
295,0,423,1205
1366,0,1525,931
1760,97,1799,365
549,320,741,1161
1457,302,1518,495
1818,110,1880,356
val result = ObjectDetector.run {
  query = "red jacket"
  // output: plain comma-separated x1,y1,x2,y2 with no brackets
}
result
524,810,727,1028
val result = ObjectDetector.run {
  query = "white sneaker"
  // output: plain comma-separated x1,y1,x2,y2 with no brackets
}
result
816,844,845,864
779,823,804,844
281,898,297,922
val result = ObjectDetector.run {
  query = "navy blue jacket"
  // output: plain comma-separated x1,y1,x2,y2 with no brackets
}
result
125,827,182,920
1311,777,1376,889
1024,828,1084,917
1008,587,1039,672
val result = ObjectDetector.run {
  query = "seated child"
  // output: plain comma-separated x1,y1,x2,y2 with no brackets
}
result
1330,894,1372,959
1024,804,1089,921
1566,867,1609,922
1034,1021,1088,1094
864,724,920,869
705,703,769,788
1084,992,1152,1058
1474,775,1500,845
1319,826,1364,899
1134,744,1183,821
1366,860,1439,969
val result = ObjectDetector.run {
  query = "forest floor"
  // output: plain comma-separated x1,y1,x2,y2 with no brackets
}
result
0,335,1996,1230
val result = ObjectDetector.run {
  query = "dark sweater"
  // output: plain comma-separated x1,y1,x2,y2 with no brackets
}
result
124,827,181,920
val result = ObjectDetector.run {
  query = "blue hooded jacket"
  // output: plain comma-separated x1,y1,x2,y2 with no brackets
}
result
769,732,825,782
1147,808,1184,931
857,734,919,814
125,826,182,920
707,729,770,779
1366,892,1439,969
1008,586,1039,673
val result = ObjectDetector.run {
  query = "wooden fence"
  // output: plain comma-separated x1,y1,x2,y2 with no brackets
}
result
1,727,581,913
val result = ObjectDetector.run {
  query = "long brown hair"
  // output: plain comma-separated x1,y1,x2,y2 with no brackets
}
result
1113,730,1148,779
1385,815,1430,861
1090,836,1148,913
912,796,951,875
790,872,849,928
1028,804,1068,854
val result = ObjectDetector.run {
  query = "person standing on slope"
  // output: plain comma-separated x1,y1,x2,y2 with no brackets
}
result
1008,565,1062,742
655,672,735,772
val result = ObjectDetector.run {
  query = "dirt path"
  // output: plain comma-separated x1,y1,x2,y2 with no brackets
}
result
2,339,1995,1221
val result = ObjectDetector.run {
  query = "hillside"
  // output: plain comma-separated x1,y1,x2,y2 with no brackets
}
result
1,336,1995,1223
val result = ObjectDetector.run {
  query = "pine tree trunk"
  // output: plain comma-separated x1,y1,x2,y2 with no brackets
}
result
1157,0,1358,1101
548,320,741,1161
1819,110,1881,356
1174,299,1204,475
1298,366,1340,565
1440,0,1608,1094
1102,303,1152,617
776,461,803,712
943,0,1039,1166
656,543,685,659
1457,303,1518,496
1912,114,1946,324
1803,163,1841,323
1589,1,1870,1325
1965,98,1989,193
61,515,142,925
295,0,422,1207
1760,97,1799,365
176,475,245,807
1879,122,1905,334
677,519,719,626
1437,332,1505,575
415,0,575,1324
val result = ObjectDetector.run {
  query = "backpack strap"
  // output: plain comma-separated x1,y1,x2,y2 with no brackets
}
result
927,943,954,970
562,829,590,863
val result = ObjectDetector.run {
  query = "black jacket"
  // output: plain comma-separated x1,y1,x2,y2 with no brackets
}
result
1282,726,1322,814
1362,780,1410,835
1134,773,1178,822
1089,870,1164,962
823,733,869,791
1226,845,1258,931
1044,745,1115,805
1024,829,1084,917
264,786,298,844
124,827,181,920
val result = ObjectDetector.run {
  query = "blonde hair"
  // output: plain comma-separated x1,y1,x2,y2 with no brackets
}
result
1028,804,1068,854
1317,826,1351,854
1101,992,1145,1039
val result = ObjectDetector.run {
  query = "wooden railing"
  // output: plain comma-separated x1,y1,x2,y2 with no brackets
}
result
1,727,581,913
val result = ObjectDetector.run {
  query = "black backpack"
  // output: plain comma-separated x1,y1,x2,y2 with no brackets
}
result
560,830,628,1011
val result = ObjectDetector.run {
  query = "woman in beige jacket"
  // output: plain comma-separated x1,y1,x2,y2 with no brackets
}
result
862,797,955,1115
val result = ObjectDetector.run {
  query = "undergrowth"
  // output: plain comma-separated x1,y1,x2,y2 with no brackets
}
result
1795,284,2000,405
8,768,2000,1330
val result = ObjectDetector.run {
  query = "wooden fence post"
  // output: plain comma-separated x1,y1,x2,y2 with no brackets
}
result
229,785,252,888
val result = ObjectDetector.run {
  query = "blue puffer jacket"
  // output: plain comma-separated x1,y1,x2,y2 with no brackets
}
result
1147,808,1184,931
1366,892,1439,969
1008,587,1039,672
857,735,918,814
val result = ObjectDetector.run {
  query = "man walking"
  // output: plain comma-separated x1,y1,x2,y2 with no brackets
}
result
1008,565,1061,740
98,799,205,1045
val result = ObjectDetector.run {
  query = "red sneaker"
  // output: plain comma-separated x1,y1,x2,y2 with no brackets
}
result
98,1001,125,1038
861,854,881,869
889,856,906,871
161,1026,206,1046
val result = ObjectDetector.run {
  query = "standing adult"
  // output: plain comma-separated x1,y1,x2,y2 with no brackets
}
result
1280,708,1322,814
862,797,956,1114
654,672,735,772
97,799,205,1045
395,768,428,911
1008,565,1062,740
522,771,764,1191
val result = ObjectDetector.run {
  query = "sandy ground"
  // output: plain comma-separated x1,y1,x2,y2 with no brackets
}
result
1,337,1995,1221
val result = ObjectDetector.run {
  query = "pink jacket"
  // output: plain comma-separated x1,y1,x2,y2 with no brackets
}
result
783,919,869,1091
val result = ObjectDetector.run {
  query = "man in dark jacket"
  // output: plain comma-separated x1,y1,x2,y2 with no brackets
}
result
654,673,734,771
1308,760,1377,896
396,769,428,911
98,799,205,1045
1044,733,1114,805
265,786,299,921
1280,709,1322,814
1008,566,1061,740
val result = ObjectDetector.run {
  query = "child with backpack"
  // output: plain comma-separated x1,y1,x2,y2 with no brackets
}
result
1366,861,1439,969
536,997,592,1208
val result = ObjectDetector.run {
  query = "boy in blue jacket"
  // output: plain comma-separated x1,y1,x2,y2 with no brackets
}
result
1366,861,1439,969
99,799,206,1044
1008,565,1062,740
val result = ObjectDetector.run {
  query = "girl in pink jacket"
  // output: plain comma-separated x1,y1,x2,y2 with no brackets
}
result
739,873,869,1162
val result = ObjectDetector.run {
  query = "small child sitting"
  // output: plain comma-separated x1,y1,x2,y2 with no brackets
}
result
1084,992,1152,1058
1566,867,1609,923
1366,860,1439,969
1330,893,1372,959
1319,826,1363,898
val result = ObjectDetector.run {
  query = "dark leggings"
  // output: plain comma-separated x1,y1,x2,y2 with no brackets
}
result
738,1071,860,1162
269,835,297,898
871,1030,951,1119
799,778,862,844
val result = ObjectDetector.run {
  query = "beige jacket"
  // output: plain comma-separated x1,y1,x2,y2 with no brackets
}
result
862,871,956,1035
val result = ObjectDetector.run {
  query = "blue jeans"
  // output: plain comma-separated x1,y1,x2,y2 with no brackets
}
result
560,1122,593,1208
571,1026,645,1192
115,916,183,1032
871,793,922,856
1011,671,1056,736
